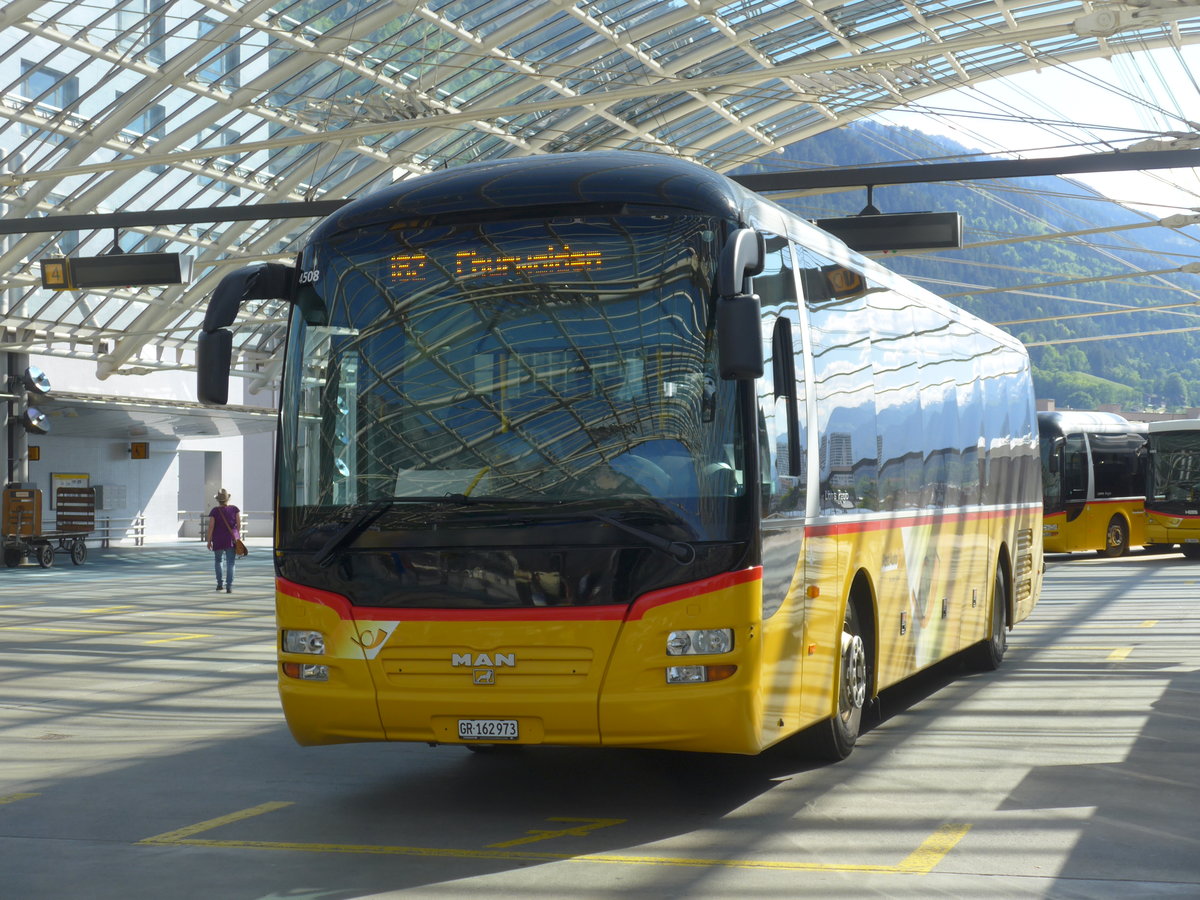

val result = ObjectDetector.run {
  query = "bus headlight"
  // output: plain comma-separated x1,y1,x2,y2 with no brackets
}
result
282,629,326,655
282,662,329,681
666,664,737,684
666,628,733,655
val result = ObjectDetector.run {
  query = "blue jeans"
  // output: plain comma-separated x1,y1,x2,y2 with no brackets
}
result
213,547,235,587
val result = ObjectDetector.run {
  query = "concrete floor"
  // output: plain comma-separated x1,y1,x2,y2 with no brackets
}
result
1,541,1197,899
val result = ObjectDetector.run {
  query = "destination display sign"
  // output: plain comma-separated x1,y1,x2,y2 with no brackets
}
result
390,245,603,281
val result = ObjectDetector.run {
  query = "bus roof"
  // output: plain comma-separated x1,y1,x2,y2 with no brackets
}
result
311,151,755,240
1148,418,1200,433
1037,410,1144,435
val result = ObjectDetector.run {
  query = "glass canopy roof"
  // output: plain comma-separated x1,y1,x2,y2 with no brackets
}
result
3,0,1200,384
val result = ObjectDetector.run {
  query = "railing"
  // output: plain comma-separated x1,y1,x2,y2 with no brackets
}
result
41,515,146,547
187,510,267,541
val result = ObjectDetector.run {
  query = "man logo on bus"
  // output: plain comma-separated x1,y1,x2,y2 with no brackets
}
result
452,652,516,668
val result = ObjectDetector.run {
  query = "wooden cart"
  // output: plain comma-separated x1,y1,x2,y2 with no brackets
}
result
2,486,94,567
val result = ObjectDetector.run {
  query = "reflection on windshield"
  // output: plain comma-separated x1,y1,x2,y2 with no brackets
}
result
278,213,745,544
1151,435,1200,503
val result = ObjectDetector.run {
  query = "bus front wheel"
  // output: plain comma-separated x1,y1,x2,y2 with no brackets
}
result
804,600,870,761
968,568,1008,671
1099,516,1129,558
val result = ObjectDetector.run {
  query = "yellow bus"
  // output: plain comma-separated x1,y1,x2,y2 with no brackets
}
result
198,151,1042,760
1038,411,1147,556
1145,419,1200,558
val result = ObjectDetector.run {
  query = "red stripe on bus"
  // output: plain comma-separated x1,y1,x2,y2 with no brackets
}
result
1144,508,1200,520
276,568,764,623
277,575,626,622
625,567,763,620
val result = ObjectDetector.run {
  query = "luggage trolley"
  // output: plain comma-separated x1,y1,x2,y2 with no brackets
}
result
2,486,94,567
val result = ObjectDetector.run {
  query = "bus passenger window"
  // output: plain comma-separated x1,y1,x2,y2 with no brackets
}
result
1063,434,1088,501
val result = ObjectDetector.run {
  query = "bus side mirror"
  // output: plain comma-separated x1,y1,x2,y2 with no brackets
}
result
718,294,763,380
197,262,296,406
197,330,234,405
717,228,765,380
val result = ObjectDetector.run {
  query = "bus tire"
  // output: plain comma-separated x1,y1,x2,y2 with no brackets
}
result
804,600,870,761
968,568,1008,671
1099,516,1129,558
1182,544,1200,560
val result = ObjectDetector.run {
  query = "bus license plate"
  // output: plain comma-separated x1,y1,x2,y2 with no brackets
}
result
458,719,518,740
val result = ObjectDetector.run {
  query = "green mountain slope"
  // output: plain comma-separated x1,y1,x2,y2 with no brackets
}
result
738,122,1200,410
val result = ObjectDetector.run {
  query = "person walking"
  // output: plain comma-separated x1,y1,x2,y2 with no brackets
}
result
207,488,241,593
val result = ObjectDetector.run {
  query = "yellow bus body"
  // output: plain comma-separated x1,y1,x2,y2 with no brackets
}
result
277,505,1040,755
1144,510,1200,547
1042,498,1146,554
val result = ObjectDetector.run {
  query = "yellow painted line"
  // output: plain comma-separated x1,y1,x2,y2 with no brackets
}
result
488,817,626,848
142,632,215,644
895,824,972,873
1140,620,1158,627
1107,647,1133,661
0,793,40,805
0,625,212,644
140,802,295,844
83,606,136,614
139,803,969,874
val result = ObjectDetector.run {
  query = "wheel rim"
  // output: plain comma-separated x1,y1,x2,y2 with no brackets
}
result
991,576,1007,654
1106,521,1126,552
841,631,868,712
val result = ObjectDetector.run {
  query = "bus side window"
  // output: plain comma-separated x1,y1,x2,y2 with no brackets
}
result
1063,434,1088,501
755,236,805,517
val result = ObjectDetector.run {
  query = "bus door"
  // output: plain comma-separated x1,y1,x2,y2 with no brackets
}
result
1061,432,1091,549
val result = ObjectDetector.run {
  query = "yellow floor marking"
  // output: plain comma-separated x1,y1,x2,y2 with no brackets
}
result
0,625,211,644
140,802,294,844
894,824,972,873
0,793,40,805
139,803,969,874
82,606,136,614
488,817,626,848
142,633,214,644
1140,620,1158,627
1107,647,1133,661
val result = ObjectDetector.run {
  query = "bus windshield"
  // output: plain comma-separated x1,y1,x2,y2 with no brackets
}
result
278,212,746,549
1150,432,1200,504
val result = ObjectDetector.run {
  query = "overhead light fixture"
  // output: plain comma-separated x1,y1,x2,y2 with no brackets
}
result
20,366,51,396
20,408,50,435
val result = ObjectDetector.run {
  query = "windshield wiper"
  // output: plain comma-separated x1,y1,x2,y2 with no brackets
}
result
588,512,696,565
314,495,562,567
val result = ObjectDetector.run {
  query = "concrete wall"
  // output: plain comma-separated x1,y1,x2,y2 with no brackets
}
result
21,355,273,545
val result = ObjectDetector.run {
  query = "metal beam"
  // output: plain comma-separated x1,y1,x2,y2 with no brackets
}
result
729,148,1200,192
0,200,348,236
6,147,1200,238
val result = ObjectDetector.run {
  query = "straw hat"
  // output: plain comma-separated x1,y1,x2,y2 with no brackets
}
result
215,488,231,502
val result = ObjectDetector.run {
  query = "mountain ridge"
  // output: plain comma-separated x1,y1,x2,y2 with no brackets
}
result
739,121,1200,411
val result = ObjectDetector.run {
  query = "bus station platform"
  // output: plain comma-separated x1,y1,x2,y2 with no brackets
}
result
1,543,1198,899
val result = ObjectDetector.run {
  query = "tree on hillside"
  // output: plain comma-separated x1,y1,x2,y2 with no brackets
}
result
1162,372,1190,408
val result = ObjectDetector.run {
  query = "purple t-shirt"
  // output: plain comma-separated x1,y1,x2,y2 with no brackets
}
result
208,505,241,550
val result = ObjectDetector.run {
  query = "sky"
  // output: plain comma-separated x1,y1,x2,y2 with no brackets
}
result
878,45,1200,216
